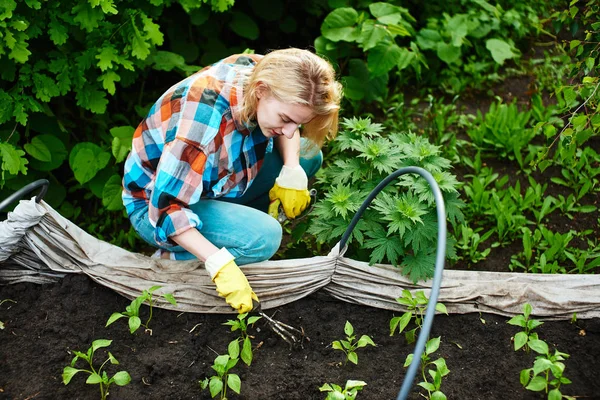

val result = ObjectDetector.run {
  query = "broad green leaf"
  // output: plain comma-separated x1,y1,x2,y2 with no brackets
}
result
229,12,259,40
71,3,103,33
345,380,367,390
356,334,376,348
141,13,163,45
128,316,141,333
321,8,359,42
209,377,223,397
86,373,103,384
106,312,126,326
102,174,124,211
112,371,131,386
528,339,549,355
347,351,358,364
519,369,531,386
525,376,547,391
62,366,84,384
48,19,69,45
228,339,240,360
227,374,241,394
152,51,186,72
514,332,527,350
343,320,354,336
369,2,410,25
241,337,253,366
486,38,516,65
91,339,112,351
99,71,120,95
359,20,387,51
548,389,562,400
367,43,404,76
69,143,111,184
9,32,31,63
431,391,447,400
436,42,461,65
426,337,441,354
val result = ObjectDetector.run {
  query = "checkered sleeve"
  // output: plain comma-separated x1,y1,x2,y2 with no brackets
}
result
148,75,228,246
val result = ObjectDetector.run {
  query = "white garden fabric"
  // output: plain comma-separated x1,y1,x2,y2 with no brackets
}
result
1,198,600,320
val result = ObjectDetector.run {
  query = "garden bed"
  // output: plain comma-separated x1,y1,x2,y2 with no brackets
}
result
1,273,599,400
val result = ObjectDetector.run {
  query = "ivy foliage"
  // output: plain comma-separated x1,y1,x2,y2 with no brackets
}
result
308,117,464,282
315,0,550,102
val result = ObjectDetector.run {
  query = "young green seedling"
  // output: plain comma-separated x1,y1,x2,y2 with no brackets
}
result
390,290,448,344
332,321,376,365
404,336,449,400
62,339,131,400
0,298,16,330
319,380,367,399
520,340,574,400
200,345,242,399
106,285,177,334
223,312,261,366
507,303,543,352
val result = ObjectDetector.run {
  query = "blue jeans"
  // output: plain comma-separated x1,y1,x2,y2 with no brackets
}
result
129,139,322,264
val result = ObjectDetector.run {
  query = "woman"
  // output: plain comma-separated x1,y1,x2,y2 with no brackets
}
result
122,48,342,313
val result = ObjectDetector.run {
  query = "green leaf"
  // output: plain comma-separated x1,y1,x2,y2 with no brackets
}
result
129,316,141,333
152,51,186,72
525,376,547,391
528,339,549,355
485,38,516,65
106,312,126,326
48,19,69,45
369,2,412,25
23,136,52,162
86,373,103,384
69,143,111,184
241,336,253,366
91,339,112,351
72,3,103,33
519,369,531,386
209,377,223,397
436,42,461,65
229,12,259,40
356,334,376,347
62,366,84,385
514,332,527,351
548,389,562,400
359,20,387,51
321,8,359,42
0,143,28,176
431,391,447,400
367,43,404,76
347,351,358,364
227,374,241,394
112,371,131,386
102,174,124,211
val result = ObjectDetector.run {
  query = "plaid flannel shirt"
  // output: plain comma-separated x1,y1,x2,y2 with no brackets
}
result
122,54,273,246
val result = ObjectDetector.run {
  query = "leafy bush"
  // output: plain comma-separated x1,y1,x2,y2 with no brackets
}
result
308,117,464,282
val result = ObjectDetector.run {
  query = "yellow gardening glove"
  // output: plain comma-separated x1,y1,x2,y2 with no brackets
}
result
269,165,310,219
205,248,259,313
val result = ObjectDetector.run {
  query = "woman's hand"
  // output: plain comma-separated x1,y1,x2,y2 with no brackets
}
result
269,165,310,219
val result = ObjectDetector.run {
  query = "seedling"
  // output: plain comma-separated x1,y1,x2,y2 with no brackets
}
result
62,339,131,400
223,312,261,366
520,341,574,399
507,303,543,352
106,285,177,334
200,345,241,399
0,298,16,330
390,290,448,344
319,380,367,399
332,321,376,365
404,336,449,400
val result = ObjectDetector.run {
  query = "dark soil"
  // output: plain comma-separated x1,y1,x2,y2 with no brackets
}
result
1,274,599,400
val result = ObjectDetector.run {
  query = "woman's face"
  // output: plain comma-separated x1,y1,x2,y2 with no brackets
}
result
255,89,315,139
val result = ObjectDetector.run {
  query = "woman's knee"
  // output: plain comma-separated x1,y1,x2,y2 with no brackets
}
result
236,216,282,265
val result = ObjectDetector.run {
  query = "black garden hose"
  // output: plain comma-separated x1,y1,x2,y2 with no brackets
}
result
338,166,447,400
0,179,49,213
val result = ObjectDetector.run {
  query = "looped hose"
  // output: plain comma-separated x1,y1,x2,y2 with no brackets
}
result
337,166,447,400
0,179,49,213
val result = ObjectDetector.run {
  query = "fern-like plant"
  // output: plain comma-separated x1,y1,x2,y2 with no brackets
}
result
309,117,464,282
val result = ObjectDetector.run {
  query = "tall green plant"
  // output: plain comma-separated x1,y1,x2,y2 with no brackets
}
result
309,117,464,282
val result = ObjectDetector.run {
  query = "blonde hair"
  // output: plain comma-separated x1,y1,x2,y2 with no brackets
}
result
240,48,343,148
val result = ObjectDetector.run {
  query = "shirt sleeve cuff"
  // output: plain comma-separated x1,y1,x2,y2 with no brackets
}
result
205,248,235,279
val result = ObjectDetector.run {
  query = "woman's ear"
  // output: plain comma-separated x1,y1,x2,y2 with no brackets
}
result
255,82,269,99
